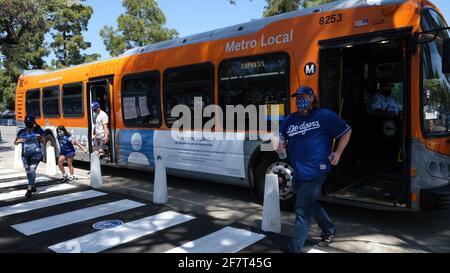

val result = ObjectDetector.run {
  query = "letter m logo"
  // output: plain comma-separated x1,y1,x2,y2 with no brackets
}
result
304,63,316,76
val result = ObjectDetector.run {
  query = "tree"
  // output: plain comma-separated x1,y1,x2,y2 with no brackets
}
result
100,0,178,57
0,0,55,111
228,0,337,17
50,0,100,68
263,0,300,17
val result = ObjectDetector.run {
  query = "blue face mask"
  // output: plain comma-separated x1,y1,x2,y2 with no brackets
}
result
297,98,312,111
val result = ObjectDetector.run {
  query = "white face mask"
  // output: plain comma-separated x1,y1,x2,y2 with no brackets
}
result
58,131,65,137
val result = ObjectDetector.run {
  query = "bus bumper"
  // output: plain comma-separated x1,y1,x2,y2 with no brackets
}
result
421,184,450,210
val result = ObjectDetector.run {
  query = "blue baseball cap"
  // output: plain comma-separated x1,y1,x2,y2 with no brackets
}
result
291,86,314,97
91,101,100,110
24,115,35,123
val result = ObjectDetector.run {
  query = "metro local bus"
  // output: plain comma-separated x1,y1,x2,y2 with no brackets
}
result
15,0,450,211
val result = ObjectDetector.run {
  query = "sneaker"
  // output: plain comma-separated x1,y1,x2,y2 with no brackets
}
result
68,176,77,183
25,189,32,199
61,174,69,183
318,231,336,248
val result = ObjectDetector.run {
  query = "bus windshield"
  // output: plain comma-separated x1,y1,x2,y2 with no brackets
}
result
421,8,450,136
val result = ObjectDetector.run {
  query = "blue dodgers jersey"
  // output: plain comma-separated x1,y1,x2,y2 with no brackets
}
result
17,128,45,158
58,135,75,154
280,108,351,181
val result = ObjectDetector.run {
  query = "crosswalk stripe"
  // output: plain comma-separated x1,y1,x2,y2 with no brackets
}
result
0,183,76,202
49,211,196,253
0,173,27,180
308,248,327,253
0,169,23,174
0,190,107,218
12,199,145,236
165,227,266,253
0,177,51,189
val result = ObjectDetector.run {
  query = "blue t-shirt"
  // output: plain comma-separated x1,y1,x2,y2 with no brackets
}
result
17,128,45,158
58,135,76,155
280,108,351,181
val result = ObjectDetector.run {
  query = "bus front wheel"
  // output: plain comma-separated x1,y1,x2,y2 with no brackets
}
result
255,154,296,211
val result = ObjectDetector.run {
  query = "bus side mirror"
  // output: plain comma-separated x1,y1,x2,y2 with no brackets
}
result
443,38,450,74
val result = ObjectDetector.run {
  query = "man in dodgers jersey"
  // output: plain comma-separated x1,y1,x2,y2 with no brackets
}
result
278,86,352,253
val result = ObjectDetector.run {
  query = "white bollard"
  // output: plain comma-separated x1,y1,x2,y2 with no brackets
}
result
261,173,282,233
13,144,24,169
90,153,102,188
46,146,57,176
153,156,168,204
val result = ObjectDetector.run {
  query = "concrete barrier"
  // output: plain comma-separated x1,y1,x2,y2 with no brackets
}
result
153,156,168,204
90,153,102,188
261,173,281,233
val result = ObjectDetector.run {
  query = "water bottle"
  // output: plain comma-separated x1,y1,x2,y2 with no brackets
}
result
278,135,287,160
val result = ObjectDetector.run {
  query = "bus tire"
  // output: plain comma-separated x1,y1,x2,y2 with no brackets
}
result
44,134,58,163
255,154,296,211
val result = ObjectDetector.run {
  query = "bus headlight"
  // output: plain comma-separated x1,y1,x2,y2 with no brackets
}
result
427,159,450,180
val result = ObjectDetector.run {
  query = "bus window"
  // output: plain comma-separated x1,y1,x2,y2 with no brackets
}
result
164,63,214,128
25,89,41,118
421,9,450,136
218,52,290,131
43,86,61,117
122,71,161,127
62,83,84,117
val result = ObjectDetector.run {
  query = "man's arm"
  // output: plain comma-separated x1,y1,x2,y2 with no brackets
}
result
103,123,109,143
330,129,352,166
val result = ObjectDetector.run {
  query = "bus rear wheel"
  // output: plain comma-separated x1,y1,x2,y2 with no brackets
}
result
255,154,296,211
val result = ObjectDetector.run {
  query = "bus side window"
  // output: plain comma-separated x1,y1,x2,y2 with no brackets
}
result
26,89,41,118
43,86,61,117
122,71,161,128
62,83,84,117
163,63,214,129
218,52,290,131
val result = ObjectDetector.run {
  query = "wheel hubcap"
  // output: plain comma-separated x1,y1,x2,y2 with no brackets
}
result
266,162,295,201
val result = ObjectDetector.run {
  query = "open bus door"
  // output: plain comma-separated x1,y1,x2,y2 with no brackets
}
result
87,77,116,164
319,32,411,209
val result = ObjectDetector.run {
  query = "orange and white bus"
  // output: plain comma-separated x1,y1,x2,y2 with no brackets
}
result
16,0,449,211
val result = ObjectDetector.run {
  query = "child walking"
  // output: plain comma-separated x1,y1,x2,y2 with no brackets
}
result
56,126,87,182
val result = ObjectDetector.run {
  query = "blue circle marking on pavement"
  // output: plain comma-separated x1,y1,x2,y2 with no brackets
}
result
93,220,124,230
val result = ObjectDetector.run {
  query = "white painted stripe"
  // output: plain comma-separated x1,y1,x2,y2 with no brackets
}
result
12,199,145,236
165,227,265,253
308,248,327,253
49,211,195,253
0,183,76,202
0,190,107,218
0,169,23,174
0,177,51,189
0,173,27,180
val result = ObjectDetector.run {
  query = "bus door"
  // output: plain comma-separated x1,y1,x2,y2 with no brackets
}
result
319,33,410,208
87,77,116,164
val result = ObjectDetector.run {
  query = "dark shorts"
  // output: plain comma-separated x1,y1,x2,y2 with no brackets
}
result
93,135,106,151
60,151,75,159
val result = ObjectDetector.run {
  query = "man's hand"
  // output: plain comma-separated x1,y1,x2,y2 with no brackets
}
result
329,152,341,166
276,143,286,155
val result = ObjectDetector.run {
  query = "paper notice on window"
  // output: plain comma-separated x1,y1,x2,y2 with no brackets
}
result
123,97,138,119
139,96,150,117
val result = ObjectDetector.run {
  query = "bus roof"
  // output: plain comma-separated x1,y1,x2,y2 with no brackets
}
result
22,0,411,77
122,0,408,56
